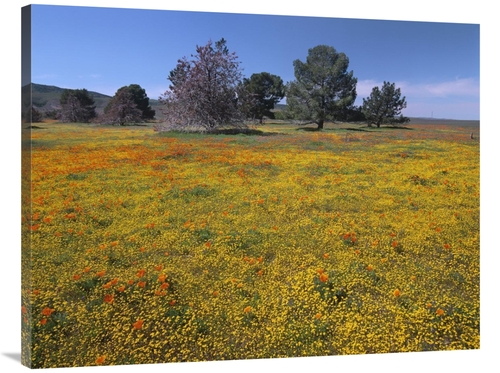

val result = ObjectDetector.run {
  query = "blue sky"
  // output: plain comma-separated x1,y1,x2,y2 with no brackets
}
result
31,5,480,120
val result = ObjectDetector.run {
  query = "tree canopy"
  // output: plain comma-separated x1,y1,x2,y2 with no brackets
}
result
112,84,155,120
362,81,409,127
101,88,143,126
286,45,357,129
59,89,97,123
158,38,245,132
242,72,285,123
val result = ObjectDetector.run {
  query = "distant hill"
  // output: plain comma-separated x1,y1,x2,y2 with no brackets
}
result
30,83,162,118
31,83,112,114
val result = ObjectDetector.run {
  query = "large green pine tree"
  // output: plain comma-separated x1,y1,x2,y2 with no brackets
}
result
242,72,285,123
286,45,357,130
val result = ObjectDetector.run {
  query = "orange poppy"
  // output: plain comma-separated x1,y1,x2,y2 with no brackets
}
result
393,289,401,297
137,281,146,288
73,274,82,281
315,313,322,320
436,308,445,316
366,265,373,271
132,320,143,330
21,306,27,314
154,264,163,271
137,269,146,278
40,318,47,326
243,306,252,313
158,274,167,283
111,241,118,247
117,285,126,292
257,270,263,276
95,356,106,365
323,253,329,259
257,256,263,263
169,300,177,306
391,241,398,248
96,270,106,278
443,244,451,249
319,273,329,283
103,294,114,304
160,282,169,290
205,241,212,248
83,266,91,273
41,307,55,317
212,291,219,297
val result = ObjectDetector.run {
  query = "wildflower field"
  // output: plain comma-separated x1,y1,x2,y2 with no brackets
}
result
21,121,480,368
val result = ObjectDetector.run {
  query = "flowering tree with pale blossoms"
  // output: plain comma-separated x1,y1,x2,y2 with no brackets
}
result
157,38,248,132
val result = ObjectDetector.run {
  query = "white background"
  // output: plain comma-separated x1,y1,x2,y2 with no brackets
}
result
1,1,497,372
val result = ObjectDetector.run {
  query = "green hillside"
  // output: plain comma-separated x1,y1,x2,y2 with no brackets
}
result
30,83,162,118
31,83,112,113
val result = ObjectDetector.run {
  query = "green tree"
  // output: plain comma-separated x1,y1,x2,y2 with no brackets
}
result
59,88,97,123
362,81,409,127
101,88,143,126
286,45,357,130
108,84,155,120
242,72,285,123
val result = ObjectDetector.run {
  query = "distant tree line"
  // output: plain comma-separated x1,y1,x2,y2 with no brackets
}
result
155,38,409,132
26,84,156,125
26,38,409,130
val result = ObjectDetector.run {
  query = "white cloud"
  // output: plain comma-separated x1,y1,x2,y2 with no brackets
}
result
357,78,479,99
417,78,479,97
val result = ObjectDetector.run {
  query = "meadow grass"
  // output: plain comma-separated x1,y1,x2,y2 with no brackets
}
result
22,121,479,367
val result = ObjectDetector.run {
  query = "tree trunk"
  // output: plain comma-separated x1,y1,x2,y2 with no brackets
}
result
317,120,324,130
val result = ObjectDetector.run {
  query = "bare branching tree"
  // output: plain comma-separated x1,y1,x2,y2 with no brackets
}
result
157,38,246,132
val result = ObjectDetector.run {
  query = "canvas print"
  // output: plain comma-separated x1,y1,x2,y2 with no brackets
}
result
21,4,480,369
